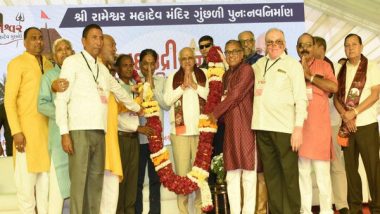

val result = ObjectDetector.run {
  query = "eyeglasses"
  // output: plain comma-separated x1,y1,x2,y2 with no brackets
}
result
239,38,255,44
199,43,212,50
297,43,313,49
224,49,242,56
266,40,284,47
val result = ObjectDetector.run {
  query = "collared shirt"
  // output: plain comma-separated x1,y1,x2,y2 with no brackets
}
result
118,79,140,132
55,50,140,135
330,63,342,126
336,60,380,126
139,73,170,144
199,60,208,69
252,53,308,133
164,69,209,135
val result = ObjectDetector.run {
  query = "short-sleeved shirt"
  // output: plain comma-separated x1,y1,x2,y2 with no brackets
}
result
336,60,380,126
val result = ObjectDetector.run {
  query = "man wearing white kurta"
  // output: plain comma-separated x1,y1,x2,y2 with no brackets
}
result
55,24,141,214
164,47,209,214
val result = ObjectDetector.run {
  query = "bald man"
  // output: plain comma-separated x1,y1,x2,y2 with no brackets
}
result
99,34,124,214
164,47,209,214
252,28,307,214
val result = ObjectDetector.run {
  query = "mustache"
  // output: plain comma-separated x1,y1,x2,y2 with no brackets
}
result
301,50,309,55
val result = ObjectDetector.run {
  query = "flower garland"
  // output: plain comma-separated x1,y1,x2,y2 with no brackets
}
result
143,52,224,212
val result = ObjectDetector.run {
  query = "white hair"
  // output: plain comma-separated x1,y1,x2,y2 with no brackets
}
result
52,38,73,54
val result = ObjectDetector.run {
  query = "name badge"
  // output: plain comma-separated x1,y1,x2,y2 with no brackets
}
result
98,85,108,104
255,79,266,96
306,86,313,100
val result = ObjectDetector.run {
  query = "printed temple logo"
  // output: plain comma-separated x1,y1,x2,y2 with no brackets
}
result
0,12,24,46
16,12,25,22
0,10,62,61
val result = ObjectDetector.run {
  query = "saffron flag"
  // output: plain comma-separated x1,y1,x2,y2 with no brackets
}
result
41,10,49,19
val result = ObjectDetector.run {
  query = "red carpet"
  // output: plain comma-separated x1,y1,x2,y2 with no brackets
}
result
312,204,370,214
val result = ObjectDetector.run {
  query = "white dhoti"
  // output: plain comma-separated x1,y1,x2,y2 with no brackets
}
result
100,170,119,214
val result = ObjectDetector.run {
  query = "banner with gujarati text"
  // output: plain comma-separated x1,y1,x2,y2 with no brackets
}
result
0,0,305,144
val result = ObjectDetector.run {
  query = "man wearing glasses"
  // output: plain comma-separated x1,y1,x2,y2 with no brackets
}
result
252,28,308,214
164,47,209,214
238,31,263,65
198,35,214,69
238,30,266,214
296,33,337,214
209,40,256,214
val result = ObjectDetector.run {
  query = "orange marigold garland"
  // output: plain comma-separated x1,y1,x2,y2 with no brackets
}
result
145,46,224,212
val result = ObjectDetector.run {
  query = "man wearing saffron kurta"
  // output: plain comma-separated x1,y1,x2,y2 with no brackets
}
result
209,40,256,214
38,38,74,214
5,27,53,213
296,33,338,214
99,34,124,214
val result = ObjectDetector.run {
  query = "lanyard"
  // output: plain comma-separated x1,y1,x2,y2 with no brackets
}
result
264,58,281,77
81,52,99,84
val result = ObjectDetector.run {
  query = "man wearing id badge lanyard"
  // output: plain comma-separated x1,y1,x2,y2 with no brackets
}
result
296,33,338,214
252,28,308,214
55,24,142,214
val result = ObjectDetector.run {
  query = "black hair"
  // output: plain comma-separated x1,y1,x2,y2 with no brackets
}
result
24,27,41,40
139,49,158,63
198,35,214,45
82,24,102,38
314,36,327,51
344,33,362,45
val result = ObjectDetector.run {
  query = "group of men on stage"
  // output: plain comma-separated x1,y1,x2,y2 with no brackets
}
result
3,23,380,214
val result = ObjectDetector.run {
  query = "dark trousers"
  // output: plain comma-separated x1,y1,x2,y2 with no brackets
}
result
69,130,105,214
256,130,300,214
135,143,161,214
208,123,225,186
0,103,12,156
344,122,380,214
117,132,139,214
